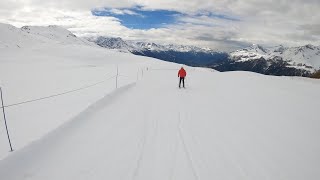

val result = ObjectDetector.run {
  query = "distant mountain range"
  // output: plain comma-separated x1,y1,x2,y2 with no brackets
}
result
88,36,320,77
0,22,318,77
213,44,320,77
86,36,228,67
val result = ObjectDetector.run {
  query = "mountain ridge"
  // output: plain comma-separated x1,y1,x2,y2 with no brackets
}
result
0,23,95,48
87,36,320,77
0,23,318,77
218,44,320,76
87,36,229,67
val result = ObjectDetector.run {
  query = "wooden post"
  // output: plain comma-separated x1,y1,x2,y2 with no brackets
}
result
0,87,13,152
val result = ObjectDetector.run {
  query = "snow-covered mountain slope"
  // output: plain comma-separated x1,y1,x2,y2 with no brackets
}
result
210,44,320,77
230,44,320,72
88,36,218,54
0,23,40,48
86,36,133,52
1,23,320,180
1,60,320,180
21,25,93,46
130,41,215,53
0,23,94,48
0,39,161,161
275,45,320,69
88,36,228,66
88,36,320,77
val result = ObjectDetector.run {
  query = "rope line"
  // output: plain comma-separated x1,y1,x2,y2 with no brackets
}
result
0,74,117,109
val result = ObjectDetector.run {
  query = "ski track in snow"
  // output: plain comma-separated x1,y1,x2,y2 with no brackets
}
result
0,68,320,180
0,70,201,180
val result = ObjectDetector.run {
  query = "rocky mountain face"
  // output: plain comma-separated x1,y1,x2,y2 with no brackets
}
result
87,36,133,51
211,44,320,77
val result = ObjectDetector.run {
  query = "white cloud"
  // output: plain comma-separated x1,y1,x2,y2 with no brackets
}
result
0,0,319,51
108,8,142,16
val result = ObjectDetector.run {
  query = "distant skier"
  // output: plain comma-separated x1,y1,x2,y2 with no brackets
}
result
178,67,187,88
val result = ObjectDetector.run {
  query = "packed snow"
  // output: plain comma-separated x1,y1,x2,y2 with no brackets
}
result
1,23,320,180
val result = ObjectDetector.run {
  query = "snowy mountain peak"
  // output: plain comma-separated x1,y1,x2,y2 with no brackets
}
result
86,36,229,67
20,25,87,45
21,25,73,35
244,44,269,54
230,44,320,73
93,36,131,51
133,41,164,51
303,44,318,50
0,23,17,31
0,23,94,48
271,45,287,53
87,36,219,54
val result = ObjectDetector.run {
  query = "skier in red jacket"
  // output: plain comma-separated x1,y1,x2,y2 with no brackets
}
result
178,67,187,88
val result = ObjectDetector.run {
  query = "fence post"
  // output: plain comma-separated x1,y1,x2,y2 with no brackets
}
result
0,87,13,152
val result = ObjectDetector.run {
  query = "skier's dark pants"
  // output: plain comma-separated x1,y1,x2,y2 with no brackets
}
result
179,77,185,88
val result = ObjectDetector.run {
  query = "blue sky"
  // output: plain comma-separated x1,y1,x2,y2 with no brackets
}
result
91,7,239,30
92,7,182,29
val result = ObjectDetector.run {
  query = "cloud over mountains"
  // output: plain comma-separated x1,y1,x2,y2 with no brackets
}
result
0,0,319,51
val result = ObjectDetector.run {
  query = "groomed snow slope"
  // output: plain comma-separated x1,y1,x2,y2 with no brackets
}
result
1,65,320,180
0,43,161,160
0,22,172,161
1,23,320,180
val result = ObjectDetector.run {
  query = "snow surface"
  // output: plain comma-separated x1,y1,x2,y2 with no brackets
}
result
0,23,161,160
0,44,162,160
1,23,320,180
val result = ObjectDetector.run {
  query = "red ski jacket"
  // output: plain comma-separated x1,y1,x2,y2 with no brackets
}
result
178,68,186,78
